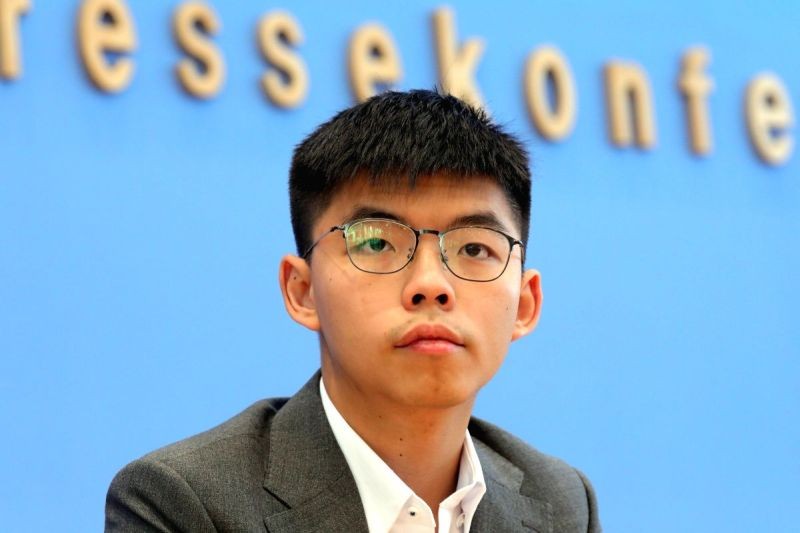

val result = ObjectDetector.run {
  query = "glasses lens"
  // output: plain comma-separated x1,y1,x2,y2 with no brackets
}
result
441,227,512,281
344,219,416,273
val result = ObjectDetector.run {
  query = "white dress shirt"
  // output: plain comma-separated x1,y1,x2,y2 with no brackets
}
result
320,378,486,533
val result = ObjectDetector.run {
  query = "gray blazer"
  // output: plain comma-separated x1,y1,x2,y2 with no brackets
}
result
106,373,601,532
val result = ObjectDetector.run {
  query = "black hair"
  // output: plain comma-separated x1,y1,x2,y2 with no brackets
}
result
289,89,531,255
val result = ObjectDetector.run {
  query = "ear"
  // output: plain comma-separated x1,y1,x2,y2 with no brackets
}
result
511,269,542,341
278,254,320,331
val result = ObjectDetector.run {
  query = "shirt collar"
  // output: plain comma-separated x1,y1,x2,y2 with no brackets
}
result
320,377,486,532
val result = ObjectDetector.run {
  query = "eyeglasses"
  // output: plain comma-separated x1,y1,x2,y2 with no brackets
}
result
303,218,524,282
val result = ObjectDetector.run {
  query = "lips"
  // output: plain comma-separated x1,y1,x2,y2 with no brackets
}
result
395,324,465,352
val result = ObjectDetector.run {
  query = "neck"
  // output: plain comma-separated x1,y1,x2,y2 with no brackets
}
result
321,365,474,516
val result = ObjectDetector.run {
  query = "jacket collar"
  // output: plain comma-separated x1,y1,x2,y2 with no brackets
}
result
261,371,550,533
469,426,552,533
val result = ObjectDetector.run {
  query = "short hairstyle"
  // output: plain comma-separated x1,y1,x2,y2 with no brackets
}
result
288,89,531,256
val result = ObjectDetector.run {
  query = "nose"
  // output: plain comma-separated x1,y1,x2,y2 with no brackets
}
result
401,237,455,311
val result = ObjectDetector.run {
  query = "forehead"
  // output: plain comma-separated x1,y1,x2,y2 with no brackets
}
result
316,174,520,236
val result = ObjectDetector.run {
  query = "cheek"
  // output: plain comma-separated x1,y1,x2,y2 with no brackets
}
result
476,284,520,346
316,273,395,348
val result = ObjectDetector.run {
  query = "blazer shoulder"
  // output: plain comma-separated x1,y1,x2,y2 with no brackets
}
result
106,454,218,532
144,397,289,463
106,397,291,532
469,416,576,479
469,416,602,532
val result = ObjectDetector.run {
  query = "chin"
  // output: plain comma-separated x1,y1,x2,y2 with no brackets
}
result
389,374,481,409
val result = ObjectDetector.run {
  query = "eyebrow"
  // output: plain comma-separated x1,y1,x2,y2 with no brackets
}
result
448,212,511,234
341,205,513,235
341,206,404,224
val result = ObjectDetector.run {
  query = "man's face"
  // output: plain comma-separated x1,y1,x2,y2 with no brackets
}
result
283,173,541,411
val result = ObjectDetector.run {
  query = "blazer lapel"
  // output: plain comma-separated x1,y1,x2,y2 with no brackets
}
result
470,439,552,533
262,372,369,533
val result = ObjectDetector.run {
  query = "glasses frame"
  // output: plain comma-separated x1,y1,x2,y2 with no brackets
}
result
302,217,525,282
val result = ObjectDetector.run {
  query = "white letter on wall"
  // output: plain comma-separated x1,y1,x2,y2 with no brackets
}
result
258,11,308,108
746,73,794,165
0,0,30,79
604,60,657,149
432,7,485,109
678,46,714,155
524,45,577,141
77,0,137,93
348,23,402,103
173,2,225,99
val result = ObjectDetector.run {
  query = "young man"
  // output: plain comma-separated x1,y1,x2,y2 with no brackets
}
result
106,90,601,532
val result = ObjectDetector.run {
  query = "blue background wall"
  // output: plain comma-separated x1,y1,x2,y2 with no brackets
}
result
1,1,797,531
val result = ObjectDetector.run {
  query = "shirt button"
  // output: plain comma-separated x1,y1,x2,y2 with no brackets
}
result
408,506,418,517
456,513,466,528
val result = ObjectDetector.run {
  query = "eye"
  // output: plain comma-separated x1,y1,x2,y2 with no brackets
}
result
459,242,491,259
353,237,395,254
